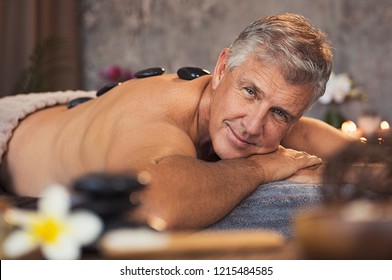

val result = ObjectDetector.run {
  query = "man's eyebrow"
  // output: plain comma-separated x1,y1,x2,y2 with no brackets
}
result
252,82,264,97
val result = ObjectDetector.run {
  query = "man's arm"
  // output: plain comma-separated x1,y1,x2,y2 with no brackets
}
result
281,117,355,160
128,146,321,230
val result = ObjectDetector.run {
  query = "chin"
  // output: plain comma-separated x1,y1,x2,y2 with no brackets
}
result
213,144,250,159
214,143,279,159
217,152,242,160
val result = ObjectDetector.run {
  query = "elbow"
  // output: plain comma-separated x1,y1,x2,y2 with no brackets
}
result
147,207,203,231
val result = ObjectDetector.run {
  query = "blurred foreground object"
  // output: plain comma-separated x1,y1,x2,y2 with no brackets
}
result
295,131,392,259
100,229,284,259
71,173,146,230
2,184,103,260
322,131,392,200
295,200,392,259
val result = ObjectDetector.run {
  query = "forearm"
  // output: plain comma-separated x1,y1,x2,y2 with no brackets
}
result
132,156,264,230
130,147,321,230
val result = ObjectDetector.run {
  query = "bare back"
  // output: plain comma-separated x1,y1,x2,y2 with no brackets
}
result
4,74,211,196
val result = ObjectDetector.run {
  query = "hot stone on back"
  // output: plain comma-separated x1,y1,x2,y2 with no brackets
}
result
134,67,165,78
67,97,93,109
96,82,120,97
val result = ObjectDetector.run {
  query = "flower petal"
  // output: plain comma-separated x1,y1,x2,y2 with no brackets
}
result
3,230,38,259
333,90,346,104
38,184,70,217
336,73,352,93
67,210,103,246
5,208,36,228
42,235,80,260
318,91,333,104
319,75,335,104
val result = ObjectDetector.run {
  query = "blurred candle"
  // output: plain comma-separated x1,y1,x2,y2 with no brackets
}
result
359,136,368,143
379,120,390,141
380,120,390,130
357,109,381,137
341,120,359,138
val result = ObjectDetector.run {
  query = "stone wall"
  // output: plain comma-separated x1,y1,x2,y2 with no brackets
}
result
80,0,392,122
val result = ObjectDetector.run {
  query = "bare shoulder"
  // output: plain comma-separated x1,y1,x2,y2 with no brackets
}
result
282,117,353,159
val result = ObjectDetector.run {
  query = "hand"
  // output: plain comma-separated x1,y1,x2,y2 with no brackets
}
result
248,146,322,182
286,163,325,184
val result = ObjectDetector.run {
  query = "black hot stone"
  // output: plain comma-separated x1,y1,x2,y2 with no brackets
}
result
96,82,120,97
177,67,210,80
72,173,145,198
71,173,146,222
134,67,165,78
67,97,93,109
73,196,136,219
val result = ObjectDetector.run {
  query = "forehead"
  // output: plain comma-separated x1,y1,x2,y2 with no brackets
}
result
230,55,313,116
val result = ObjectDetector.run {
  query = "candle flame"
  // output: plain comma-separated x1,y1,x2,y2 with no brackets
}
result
341,120,357,133
380,120,390,130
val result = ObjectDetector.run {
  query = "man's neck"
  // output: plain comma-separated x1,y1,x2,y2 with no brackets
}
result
192,78,213,150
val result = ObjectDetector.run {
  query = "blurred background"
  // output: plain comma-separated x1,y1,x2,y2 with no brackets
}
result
1,0,392,124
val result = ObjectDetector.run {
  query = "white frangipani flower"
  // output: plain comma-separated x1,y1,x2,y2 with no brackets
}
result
319,72,353,104
3,184,103,260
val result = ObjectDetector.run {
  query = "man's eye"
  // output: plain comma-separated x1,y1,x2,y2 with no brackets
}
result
273,108,287,118
244,87,256,96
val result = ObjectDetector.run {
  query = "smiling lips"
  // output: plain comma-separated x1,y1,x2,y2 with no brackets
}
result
227,124,254,147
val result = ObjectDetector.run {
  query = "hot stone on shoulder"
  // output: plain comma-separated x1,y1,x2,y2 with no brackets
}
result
177,67,210,80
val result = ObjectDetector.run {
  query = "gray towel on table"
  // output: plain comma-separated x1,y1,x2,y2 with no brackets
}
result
206,181,323,238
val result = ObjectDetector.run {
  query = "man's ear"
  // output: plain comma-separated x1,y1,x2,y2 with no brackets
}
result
211,48,229,90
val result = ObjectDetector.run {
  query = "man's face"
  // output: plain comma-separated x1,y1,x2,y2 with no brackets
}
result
209,54,313,159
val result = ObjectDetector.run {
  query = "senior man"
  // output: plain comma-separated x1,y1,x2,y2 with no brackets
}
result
0,13,352,229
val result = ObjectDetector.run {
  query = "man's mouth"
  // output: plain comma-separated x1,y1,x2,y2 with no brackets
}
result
227,125,253,146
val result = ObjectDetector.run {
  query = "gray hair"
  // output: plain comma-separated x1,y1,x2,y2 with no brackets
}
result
228,13,332,104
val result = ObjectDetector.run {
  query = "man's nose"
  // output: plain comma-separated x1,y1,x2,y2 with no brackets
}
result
242,106,268,136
